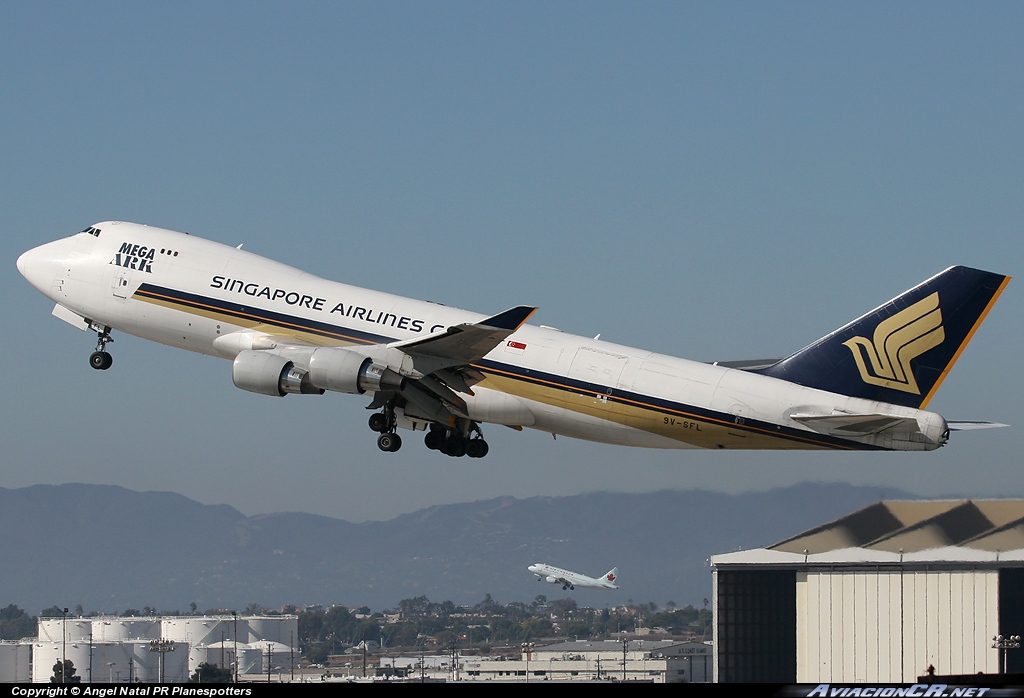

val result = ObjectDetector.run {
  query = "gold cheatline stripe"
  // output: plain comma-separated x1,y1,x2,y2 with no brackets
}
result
920,275,1011,409
479,365,853,450
135,288,374,346
138,288,853,450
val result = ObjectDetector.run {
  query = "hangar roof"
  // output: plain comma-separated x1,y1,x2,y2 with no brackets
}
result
711,500,1024,567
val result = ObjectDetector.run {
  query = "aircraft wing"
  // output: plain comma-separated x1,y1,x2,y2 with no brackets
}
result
221,306,538,424
392,305,537,366
369,305,537,421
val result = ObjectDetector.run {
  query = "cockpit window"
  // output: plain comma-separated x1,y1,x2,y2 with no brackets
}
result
80,226,101,237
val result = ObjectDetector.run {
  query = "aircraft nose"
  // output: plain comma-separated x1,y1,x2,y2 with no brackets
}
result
17,247,47,291
17,238,75,295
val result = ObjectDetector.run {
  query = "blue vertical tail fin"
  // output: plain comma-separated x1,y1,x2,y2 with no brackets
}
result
760,266,1010,409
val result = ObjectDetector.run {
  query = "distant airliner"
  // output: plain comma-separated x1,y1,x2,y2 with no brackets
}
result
18,221,1009,457
529,563,619,590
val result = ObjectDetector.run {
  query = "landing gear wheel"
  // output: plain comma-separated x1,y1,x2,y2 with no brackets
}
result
89,351,113,370
466,439,489,459
377,432,402,452
89,325,114,370
442,437,467,458
424,430,446,451
368,413,389,433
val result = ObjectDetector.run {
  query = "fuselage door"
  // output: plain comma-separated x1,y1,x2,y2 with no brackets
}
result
112,268,132,300
568,346,629,393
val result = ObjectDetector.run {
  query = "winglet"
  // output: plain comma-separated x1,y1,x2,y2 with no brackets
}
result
479,305,537,332
389,304,538,367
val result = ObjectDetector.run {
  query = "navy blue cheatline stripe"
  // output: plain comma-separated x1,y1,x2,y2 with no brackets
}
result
475,359,880,451
135,282,394,345
135,283,877,451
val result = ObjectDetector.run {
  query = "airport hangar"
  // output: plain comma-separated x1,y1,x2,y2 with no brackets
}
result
710,499,1024,683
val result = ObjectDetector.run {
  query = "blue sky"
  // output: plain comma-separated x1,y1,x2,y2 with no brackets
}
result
2,2,1021,522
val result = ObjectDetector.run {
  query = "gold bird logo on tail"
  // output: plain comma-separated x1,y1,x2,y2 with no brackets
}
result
842,292,945,395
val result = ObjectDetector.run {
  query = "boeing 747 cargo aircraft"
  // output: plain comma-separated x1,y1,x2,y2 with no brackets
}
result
18,221,1009,457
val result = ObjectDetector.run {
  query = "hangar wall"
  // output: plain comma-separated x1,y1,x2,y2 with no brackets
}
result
797,568,999,682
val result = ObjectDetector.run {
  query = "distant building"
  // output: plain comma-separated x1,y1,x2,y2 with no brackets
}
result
711,499,1024,683
384,639,711,682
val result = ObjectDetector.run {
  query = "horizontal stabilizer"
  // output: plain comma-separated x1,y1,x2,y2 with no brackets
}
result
712,358,781,371
790,412,921,436
947,421,1010,431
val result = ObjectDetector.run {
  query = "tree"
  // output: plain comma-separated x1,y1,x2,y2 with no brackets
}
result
50,659,81,684
189,662,233,683
0,605,36,641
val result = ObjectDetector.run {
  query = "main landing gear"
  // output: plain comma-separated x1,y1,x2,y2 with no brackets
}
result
89,325,113,370
367,408,490,457
368,409,402,452
423,422,489,458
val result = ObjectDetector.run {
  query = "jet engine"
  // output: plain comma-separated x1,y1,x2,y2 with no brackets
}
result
232,350,324,397
307,347,406,394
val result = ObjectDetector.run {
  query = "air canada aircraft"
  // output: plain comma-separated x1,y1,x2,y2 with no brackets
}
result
18,221,1010,458
529,563,619,591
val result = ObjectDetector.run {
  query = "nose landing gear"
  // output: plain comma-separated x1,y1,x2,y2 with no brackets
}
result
89,325,113,370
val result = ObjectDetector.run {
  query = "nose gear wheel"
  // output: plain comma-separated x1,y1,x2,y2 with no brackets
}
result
89,325,113,370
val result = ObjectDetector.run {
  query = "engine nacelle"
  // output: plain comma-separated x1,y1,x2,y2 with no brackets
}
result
232,350,324,397
307,347,406,394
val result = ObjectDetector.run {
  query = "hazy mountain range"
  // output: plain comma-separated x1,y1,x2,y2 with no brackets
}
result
0,482,913,614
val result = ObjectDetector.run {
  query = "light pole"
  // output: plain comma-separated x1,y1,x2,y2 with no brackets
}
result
521,642,535,683
107,662,116,683
621,637,628,681
149,639,175,683
993,634,1021,674
61,608,68,684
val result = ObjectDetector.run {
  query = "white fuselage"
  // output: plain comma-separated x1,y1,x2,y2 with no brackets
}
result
17,222,949,451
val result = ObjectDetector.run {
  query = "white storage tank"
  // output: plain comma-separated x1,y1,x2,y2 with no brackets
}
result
163,617,239,647
0,643,31,682
37,618,92,642
259,641,296,675
32,641,96,682
187,643,236,677
246,616,298,645
235,645,263,676
93,618,161,641
120,640,190,683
